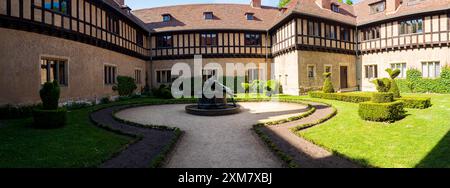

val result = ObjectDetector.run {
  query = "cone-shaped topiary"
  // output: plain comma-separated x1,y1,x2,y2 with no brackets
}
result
322,72,335,93
372,78,391,92
39,81,61,110
386,68,401,98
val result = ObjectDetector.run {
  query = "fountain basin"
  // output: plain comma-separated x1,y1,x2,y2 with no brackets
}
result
185,104,241,116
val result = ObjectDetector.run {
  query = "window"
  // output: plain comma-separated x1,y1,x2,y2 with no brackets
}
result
246,13,254,20
406,0,426,6
204,12,214,20
308,21,320,37
44,0,70,15
156,70,172,84
422,61,440,78
40,58,68,86
136,32,144,47
331,4,340,13
157,35,173,48
245,33,261,46
325,24,336,39
324,65,332,74
162,14,171,22
246,69,260,83
107,15,119,34
104,65,117,85
365,65,378,79
362,26,380,41
399,19,423,35
307,65,315,79
134,69,142,84
340,27,350,41
200,33,218,46
369,1,386,14
391,63,407,78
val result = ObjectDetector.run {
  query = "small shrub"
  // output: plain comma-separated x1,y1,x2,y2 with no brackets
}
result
39,81,60,110
358,101,405,122
33,81,66,128
241,83,250,93
100,97,111,104
372,92,394,103
112,76,137,96
0,104,39,119
152,84,173,99
322,72,335,93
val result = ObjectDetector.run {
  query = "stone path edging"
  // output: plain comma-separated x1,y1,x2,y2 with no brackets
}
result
255,102,360,168
90,106,180,168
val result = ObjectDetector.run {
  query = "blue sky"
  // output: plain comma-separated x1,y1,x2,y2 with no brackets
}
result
127,0,361,10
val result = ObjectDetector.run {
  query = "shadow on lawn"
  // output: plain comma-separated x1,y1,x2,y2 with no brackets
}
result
415,130,450,168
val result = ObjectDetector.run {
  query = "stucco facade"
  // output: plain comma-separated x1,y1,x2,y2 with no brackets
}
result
0,28,146,105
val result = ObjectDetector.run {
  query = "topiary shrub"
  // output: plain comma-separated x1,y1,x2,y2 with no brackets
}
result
241,83,250,93
372,78,391,92
358,101,406,122
386,68,401,98
322,72,335,93
264,80,282,96
112,76,137,96
40,81,60,110
372,92,394,103
398,97,431,109
33,81,66,128
152,84,173,99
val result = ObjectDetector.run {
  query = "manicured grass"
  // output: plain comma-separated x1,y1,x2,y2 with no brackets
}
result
292,93,450,168
0,97,181,168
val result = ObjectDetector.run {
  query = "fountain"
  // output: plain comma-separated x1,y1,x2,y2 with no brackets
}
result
185,79,241,116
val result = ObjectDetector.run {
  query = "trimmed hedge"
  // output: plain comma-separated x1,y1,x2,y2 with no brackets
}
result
397,67,450,93
358,101,405,122
372,92,394,103
397,97,431,109
309,91,431,109
0,104,39,119
32,108,67,129
309,91,371,103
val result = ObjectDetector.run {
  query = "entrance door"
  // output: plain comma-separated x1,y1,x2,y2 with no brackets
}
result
340,66,348,89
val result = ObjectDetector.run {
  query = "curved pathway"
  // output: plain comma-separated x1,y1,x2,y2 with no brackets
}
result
91,106,176,168
261,102,359,168
115,102,309,168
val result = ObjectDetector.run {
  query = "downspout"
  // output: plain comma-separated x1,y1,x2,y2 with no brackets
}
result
149,31,153,89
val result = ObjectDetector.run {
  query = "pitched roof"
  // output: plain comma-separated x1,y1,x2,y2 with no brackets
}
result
354,0,450,26
286,0,356,25
103,0,149,31
132,4,282,32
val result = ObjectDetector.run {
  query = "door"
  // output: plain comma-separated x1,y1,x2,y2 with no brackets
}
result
340,66,348,89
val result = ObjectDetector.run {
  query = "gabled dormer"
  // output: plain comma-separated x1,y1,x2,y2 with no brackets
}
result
162,14,171,22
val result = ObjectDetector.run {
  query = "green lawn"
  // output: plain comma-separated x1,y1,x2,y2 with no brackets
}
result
292,94,450,168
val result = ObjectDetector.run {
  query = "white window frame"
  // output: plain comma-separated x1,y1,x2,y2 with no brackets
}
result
365,64,378,79
421,61,441,78
390,62,407,78
307,64,316,79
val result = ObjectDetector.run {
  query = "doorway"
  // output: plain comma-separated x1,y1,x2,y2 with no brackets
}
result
340,66,348,89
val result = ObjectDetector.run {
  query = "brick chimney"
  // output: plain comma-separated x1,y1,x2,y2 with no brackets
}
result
115,0,125,6
315,0,332,9
386,0,401,13
251,0,261,8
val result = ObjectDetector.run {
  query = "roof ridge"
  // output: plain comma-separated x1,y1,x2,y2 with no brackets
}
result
132,3,279,12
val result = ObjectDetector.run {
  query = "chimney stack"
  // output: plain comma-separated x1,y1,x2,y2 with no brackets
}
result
251,0,261,8
115,0,125,6
386,0,401,13
315,0,332,9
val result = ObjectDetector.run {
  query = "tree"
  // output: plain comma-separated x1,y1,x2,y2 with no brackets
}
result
346,0,353,5
322,73,335,93
279,0,291,8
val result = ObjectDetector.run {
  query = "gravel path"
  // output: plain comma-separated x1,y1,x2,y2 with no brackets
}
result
90,106,176,168
261,102,360,168
116,102,310,168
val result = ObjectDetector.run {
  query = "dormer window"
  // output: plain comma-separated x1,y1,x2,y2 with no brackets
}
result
331,4,340,13
246,13,254,20
369,1,386,14
204,12,213,20
162,14,171,22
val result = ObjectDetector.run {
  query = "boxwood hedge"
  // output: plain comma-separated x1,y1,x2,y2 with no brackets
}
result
358,101,406,122
371,92,394,103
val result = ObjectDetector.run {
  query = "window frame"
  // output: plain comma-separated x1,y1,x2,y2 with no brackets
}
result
390,63,407,78
324,65,332,75
399,18,424,35
421,61,441,78
134,69,142,84
157,35,173,48
307,65,316,79
44,0,71,15
244,33,262,47
204,12,214,20
200,33,218,47
246,13,254,20
364,64,378,79
369,0,386,14
162,14,171,22
308,20,321,37
104,64,117,85
155,70,173,84
40,57,69,87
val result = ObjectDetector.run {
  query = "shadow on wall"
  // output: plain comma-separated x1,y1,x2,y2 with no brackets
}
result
415,130,450,168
